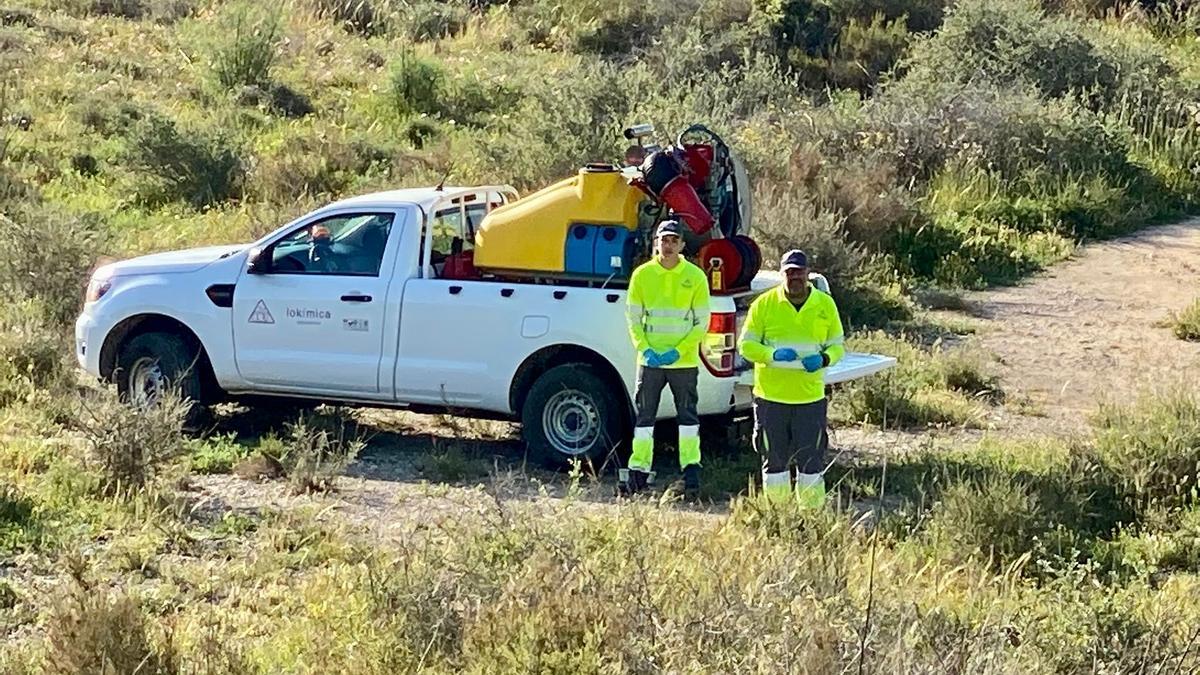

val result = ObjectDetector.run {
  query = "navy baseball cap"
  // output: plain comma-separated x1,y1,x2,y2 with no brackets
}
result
781,249,808,270
655,220,684,238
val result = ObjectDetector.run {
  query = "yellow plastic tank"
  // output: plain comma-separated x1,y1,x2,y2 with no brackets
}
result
474,166,644,274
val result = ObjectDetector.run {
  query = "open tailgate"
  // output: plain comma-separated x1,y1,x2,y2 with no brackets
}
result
736,352,897,388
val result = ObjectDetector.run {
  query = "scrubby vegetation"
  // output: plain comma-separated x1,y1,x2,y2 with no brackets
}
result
7,0,1200,317
5,0,1200,670
3,386,1200,671
1165,298,1200,340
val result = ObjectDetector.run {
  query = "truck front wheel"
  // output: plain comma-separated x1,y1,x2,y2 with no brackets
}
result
520,364,628,468
115,331,208,427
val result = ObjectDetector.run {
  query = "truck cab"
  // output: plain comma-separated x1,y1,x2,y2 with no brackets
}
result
76,185,895,466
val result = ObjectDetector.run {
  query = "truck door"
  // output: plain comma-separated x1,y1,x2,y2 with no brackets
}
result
232,209,403,396
393,200,516,407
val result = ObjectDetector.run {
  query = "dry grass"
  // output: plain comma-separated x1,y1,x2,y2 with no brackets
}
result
1165,298,1200,341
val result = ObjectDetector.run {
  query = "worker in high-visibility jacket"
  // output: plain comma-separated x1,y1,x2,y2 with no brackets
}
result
622,220,711,497
738,249,845,508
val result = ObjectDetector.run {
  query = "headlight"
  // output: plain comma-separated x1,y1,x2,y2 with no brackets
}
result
85,276,113,303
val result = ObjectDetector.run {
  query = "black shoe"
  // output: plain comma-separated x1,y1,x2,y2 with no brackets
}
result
619,469,650,496
682,464,701,499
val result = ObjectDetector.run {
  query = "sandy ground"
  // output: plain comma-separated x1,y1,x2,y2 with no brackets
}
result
964,219,1200,433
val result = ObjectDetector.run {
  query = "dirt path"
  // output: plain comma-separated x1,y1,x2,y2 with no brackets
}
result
964,219,1200,433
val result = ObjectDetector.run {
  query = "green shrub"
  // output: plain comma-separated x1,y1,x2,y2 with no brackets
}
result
0,482,46,555
123,114,245,208
836,333,998,427
396,0,469,41
72,389,190,497
751,182,866,289
388,51,445,118
926,475,1047,564
1166,298,1200,341
207,2,282,90
0,207,104,327
308,0,385,36
903,0,1116,101
250,130,392,203
812,14,911,93
187,433,253,475
0,300,69,408
1092,388,1200,510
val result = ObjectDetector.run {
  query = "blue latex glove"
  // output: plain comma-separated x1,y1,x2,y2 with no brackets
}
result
659,348,680,366
772,348,798,362
801,353,824,373
643,349,661,367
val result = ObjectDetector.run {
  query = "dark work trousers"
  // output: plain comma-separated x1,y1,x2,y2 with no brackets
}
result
629,366,701,471
752,397,829,475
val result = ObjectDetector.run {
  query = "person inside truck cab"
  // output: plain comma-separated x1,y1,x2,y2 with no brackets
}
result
268,214,392,276
307,224,339,272
624,144,647,168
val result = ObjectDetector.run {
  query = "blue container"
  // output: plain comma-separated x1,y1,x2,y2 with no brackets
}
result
564,224,598,275
594,226,631,278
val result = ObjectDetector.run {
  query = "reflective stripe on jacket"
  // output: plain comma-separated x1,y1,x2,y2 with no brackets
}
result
739,284,845,404
626,257,711,369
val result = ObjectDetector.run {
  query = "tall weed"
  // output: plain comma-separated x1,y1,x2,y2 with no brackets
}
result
207,2,282,90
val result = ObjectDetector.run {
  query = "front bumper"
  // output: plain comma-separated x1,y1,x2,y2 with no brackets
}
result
74,311,103,377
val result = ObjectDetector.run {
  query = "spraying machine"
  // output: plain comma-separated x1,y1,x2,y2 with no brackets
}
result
466,124,763,295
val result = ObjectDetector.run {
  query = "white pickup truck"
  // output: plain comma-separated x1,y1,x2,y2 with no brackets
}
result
75,186,895,465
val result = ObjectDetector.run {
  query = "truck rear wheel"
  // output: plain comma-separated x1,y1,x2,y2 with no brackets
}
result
520,363,628,468
115,331,208,428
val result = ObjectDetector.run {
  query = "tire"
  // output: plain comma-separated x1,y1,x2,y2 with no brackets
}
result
520,363,629,468
115,331,208,428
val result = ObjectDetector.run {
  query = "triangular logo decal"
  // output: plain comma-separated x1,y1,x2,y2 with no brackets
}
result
248,300,275,324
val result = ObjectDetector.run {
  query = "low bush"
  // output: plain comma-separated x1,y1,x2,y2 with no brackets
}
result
0,207,104,327
387,50,445,118
0,482,44,555
836,332,1000,427
187,432,253,475
0,300,69,409
308,0,386,36
278,413,364,493
1165,298,1200,341
386,53,520,127
59,0,193,21
925,474,1049,564
123,114,245,208
42,559,175,675
397,0,469,42
72,389,190,497
1091,387,1200,510
249,129,392,203
751,182,867,289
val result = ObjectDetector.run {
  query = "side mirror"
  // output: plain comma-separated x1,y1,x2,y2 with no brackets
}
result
246,246,272,274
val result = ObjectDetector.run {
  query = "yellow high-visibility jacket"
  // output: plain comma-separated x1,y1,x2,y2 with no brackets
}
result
739,284,845,404
626,257,711,369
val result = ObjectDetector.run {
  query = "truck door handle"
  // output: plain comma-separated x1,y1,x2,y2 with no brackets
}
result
448,285,462,295
340,294,372,303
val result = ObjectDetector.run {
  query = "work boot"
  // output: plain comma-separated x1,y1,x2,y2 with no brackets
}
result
619,468,651,497
682,464,701,500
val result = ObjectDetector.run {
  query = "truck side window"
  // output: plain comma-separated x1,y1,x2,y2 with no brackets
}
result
427,204,486,277
270,213,394,276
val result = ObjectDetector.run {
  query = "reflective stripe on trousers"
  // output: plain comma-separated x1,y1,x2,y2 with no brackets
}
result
629,367,701,471
629,424,700,471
